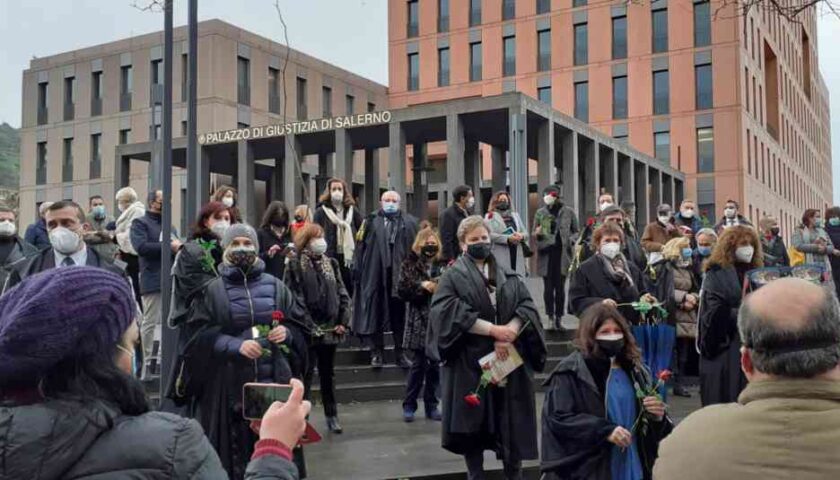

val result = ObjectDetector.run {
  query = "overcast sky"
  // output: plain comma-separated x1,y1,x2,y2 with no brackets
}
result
0,1,838,202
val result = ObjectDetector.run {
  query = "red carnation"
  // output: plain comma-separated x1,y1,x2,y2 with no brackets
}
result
464,393,481,408
549,191,558,197
657,369,673,383
272,311,285,323
488,212,494,219
586,217,596,227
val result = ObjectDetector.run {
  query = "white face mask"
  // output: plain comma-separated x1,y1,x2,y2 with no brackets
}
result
681,209,695,218
331,190,344,203
210,220,231,239
49,226,82,255
0,220,16,237
600,242,621,259
724,208,736,219
222,196,235,208
595,333,624,341
543,195,556,206
658,215,671,225
735,245,754,263
600,201,613,212
310,238,328,256
466,196,475,209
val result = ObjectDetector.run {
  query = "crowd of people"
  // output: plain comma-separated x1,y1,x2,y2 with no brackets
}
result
3,178,840,480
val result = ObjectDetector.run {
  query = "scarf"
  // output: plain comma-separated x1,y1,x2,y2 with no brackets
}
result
299,252,339,325
598,252,635,288
323,205,356,267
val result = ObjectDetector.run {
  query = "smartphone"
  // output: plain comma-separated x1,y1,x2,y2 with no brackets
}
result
242,383,293,421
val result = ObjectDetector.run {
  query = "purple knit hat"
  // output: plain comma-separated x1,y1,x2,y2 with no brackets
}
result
0,267,135,384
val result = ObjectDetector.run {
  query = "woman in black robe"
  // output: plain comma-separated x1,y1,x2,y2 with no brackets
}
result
428,215,547,480
257,200,292,280
698,225,762,406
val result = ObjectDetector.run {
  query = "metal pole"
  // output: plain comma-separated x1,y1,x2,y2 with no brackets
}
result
159,0,175,404
186,0,198,222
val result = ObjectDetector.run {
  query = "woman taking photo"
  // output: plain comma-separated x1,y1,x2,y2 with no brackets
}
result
257,201,292,280
569,223,655,324
541,303,671,480
792,208,839,271
397,223,446,423
485,190,530,277
314,178,362,295
698,225,762,406
284,223,351,435
186,224,313,479
429,215,547,479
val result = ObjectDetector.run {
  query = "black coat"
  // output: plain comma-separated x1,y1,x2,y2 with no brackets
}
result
428,255,547,461
761,235,790,267
352,211,419,336
169,238,222,327
0,236,38,295
569,255,648,323
397,250,446,350
9,246,129,292
439,204,468,263
826,224,840,296
541,352,672,480
0,398,297,480
284,255,351,346
257,226,291,280
575,224,648,274
313,203,363,261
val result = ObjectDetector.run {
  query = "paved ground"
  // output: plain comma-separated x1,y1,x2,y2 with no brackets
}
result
305,387,702,480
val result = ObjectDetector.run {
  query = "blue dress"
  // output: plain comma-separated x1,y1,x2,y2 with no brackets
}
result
607,366,644,480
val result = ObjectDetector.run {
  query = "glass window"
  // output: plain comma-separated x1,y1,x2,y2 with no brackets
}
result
368,102,376,112
91,72,102,101
438,47,450,86
694,1,711,47
407,0,419,37
438,0,449,32
652,8,668,53
119,128,131,145
612,16,627,59
408,53,420,91
269,68,280,114
181,54,188,101
237,56,250,105
503,35,516,77
64,77,75,105
62,138,73,183
537,29,551,71
695,63,713,110
574,81,588,122
90,133,101,179
36,142,47,185
151,59,163,85
653,69,669,114
470,42,482,81
697,127,714,173
296,77,307,120
573,0,587,6
538,86,551,104
470,0,482,26
346,94,355,115
574,23,588,66
502,0,515,20
613,75,628,119
537,0,551,14
654,132,670,163
121,66,133,94
322,86,332,117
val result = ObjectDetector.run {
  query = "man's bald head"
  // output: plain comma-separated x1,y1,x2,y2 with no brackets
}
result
739,278,840,378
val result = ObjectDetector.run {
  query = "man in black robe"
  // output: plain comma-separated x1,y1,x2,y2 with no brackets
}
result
352,190,419,368
428,216,547,480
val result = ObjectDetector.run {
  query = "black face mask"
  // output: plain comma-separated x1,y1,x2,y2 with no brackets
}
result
294,216,303,223
496,202,510,211
421,245,439,257
770,227,780,236
596,337,625,358
466,242,492,260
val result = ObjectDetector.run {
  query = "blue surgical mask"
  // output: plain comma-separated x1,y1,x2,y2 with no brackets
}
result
815,219,824,228
681,247,693,259
382,201,399,215
697,246,712,257
830,218,840,227
92,205,106,219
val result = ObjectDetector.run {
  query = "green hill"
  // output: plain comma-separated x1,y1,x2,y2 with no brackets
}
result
0,123,19,189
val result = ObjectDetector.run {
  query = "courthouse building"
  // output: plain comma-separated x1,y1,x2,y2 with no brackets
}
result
387,0,832,232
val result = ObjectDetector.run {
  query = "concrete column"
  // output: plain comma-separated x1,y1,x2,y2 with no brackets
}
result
618,154,634,205
198,146,211,206
270,157,283,201
388,122,406,195
316,152,331,194
561,131,580,219
663,174,674,208
491,146,506,194
113,153,130,191
237,140,256,225
581,139,599,220
634,161,649,227
364,148,380,214
334,128,354,183
508,108,528,231
537,118,554,195
446,113,466,191
284,136,301,207
411,143,428,220
649,167,662,217
603,147,619,200
464,140,482,212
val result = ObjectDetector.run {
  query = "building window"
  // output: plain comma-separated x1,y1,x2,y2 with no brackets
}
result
652,7,668,53
152,104,162,140
502,35,516,77
36,142,47,185
694,0,711,47
437,47,450,86
537,0,551,14
37,81,49,125
237,56,250,105
119,128,131,145
407,0,419,37
538,86,551,104
438,0,449,32
296,77,307,120
62,138,73,183
408,53,420,91
573,0,587,6
63,76,75,121
120,65,132,112
151,59,163,86
574,23,588,66
695,62,713,110
612,16,627,60
181,54,188,101
697,127,714,173
89,133,101,179
470,42,482,81
537,29,551,71
268,67,280,114
470,0,482,26
654,131,670,163
346,94,355,114
574,81,589,122
502,0,515,20
91,71,103,117
653,69,669,114
322,87,332,117
613,75,628,120
368,102,376,112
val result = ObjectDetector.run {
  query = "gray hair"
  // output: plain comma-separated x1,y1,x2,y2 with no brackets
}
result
381,190,401,202
115,187,138,203
457,215,489,243
696,228,718,241
38,201,54,216
738,287,840,378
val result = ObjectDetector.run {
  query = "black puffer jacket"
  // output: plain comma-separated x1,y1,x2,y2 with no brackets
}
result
0,398,298,479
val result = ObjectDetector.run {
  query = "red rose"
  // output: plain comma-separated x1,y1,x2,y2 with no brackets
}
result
549,192,558,198
464,393,481,408
272,311,285,324
586,217,596,227
488,212,494,219
657,369,673,382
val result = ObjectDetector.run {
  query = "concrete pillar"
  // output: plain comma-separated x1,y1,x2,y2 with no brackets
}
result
618,154,634,205
464,140,482,212
412,143,428,220
663,174,674,208
364,148,380,214
334,128,354,184
388,122,406,195
270,157,283,201
284,136,301,207
113,152,130,190
635,161,649,227
509,108,528,231
491,146,506,194
581,139,599,220
603,147,619,200
237,140,256,225
446,113,466,191
536,118,554,195
650,167,662,217
561,131,580,218
316,152,331,195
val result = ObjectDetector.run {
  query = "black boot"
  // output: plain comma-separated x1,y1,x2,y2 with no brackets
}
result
371,350,384,369
673,385,692,397
326,416,343,434
553,314,565,331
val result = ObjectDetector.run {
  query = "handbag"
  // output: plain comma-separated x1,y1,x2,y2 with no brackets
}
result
789,246,805,266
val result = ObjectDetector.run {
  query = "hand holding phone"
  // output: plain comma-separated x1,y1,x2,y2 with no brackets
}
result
244,379,318,449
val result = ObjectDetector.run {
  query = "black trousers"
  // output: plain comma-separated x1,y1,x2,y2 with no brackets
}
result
403,348,440,412
366,295,406,354
464,450,522,480
303,343,338,417
673,337,698,387
335,254,353,297
543,246,566,318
